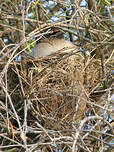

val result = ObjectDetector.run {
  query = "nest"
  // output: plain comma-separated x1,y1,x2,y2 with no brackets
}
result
24,52,104,130
27,53,86,128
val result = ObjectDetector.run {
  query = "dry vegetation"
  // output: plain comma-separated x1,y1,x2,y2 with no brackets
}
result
0,0,114,152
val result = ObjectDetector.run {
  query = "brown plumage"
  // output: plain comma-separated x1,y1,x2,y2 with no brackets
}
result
32,38,75,58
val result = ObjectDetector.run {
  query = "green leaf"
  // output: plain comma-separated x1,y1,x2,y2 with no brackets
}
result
26,43,32,53
104,0,111,6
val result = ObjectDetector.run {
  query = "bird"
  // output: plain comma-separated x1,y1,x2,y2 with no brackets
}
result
31,38,76,58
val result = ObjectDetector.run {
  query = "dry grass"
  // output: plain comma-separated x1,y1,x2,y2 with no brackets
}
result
0,49,113,151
